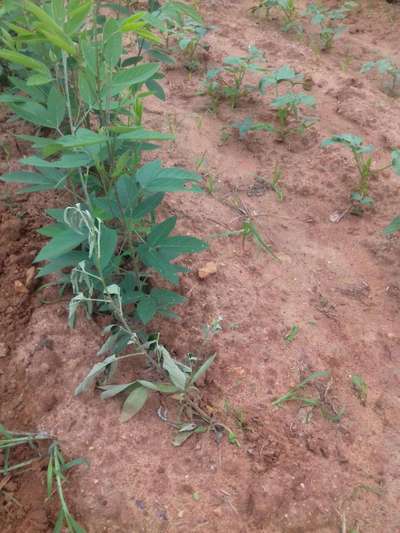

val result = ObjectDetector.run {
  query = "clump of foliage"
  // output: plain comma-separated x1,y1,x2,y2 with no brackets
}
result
361,58,400,96
144,1,211,70
233,65,317,141
1,424,87,532
200,46,267,108
252,0,301,32
322,134,400,211
0,0,219,437
304,1,357,51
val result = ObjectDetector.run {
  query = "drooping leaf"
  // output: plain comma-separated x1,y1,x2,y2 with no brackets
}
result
120,386,149,422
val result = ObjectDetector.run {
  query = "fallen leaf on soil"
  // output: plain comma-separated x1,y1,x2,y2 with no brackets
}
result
14,280,29,294
25,266,36,288
198,261,217,279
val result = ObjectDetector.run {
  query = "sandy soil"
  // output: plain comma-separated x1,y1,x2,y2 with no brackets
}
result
1,1,400,532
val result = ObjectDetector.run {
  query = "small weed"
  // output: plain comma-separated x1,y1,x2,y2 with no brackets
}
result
351,374,367,405
47,442,88,532
200,46,267,108
271,165,285,201
0,424,87,532
203,173,218,195
284,324,299,343
361,58,400,96
322,134,400,211
202,315,223,341
272,370,329,407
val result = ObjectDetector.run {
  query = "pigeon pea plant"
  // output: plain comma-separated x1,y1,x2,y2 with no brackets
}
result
201,46,267,109
1,424,87,533
304,1,357,51
252,0,301,32
0,1,216,430
361,58,400,97
322,134,400,211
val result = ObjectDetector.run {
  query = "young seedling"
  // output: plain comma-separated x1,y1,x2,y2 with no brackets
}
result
201,46,267,108
234,92,316,141
252,0,301,32
322,134,400,211
271,165,285,201
361,58,400,96
270,91,317,139
304,2,357,51
351,374,367,405
284,324,299,343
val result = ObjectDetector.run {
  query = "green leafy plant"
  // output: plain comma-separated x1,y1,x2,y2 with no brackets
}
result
201,46,267,108
321,134,400,211
304,2,357,51
144,0,208,68
0,1,216,439
284,324,299,343
361,58,400,96
234,92,316,141
351,374,367,405
1,424,87,532
252,0,301,32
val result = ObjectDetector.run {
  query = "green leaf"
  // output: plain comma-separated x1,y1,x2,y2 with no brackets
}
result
0,170,66,193
137,295,157,324
36,251,88,277
159,236,208,259
118,129,173,142
392,149,400,175
384,216,400,235
136,161,203,192
191,354,216,385
120,386,149,422
99,226,118,270
66,1,92,34
24,0,77,55
0,49,50,75
130,192,164,219
103,18,122,68
100,382,137,400
26,73,53,86
75,354,118,395
136,380,178,393
33,228,87,263
22,153,92,168
161,349,187,391
147,216,176,245
47,86,66,128
111,63,160,91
